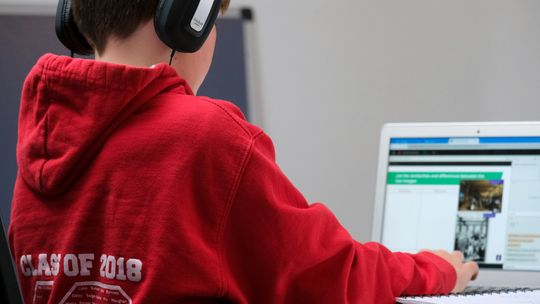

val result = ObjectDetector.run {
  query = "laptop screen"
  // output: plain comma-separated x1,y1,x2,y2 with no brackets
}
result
381,136,540,271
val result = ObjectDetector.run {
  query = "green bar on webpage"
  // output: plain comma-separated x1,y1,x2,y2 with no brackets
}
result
387,172,504,185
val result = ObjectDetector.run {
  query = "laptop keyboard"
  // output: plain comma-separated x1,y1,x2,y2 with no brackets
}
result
459,286,535,295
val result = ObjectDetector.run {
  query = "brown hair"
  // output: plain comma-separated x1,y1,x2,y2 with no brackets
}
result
72,0,231,54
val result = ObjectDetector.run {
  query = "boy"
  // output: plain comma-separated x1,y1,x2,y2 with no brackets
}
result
9,0,478,303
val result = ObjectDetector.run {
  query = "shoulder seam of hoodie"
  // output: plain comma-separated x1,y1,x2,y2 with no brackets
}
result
216,130,264,297
199,96,262,296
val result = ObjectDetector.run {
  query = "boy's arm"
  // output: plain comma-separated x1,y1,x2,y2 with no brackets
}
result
219,132,462,303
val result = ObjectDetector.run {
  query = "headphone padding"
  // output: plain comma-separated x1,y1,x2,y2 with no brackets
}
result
55,0,93,55
155,0,221,53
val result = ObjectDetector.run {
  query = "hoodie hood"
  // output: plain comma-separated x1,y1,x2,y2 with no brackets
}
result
17,54,192,196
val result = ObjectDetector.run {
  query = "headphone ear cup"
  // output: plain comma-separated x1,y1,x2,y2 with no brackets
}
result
155,0,221,53
55,0,93,55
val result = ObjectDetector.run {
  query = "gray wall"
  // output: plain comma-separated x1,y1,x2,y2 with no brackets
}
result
2,0,540,242
231,0,540,242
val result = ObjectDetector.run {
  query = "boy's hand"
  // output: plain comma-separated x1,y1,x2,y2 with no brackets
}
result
431,250,480,293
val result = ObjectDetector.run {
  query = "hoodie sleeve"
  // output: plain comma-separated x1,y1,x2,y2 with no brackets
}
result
220,132,456,303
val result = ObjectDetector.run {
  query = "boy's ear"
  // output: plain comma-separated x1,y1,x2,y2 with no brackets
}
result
55,0,94,55
154,0,222,53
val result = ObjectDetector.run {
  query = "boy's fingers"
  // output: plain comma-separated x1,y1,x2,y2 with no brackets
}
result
451,251,465,263
465,261,480,280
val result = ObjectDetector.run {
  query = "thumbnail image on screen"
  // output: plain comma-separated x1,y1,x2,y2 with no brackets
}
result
458,180,504,213
455,216,489,262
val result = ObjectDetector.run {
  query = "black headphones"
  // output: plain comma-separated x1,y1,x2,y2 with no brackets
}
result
55,0,222,55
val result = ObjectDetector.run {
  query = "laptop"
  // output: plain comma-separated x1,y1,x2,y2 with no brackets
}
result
372,122,540,288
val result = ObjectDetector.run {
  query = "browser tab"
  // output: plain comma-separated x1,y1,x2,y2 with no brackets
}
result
449,137,480,145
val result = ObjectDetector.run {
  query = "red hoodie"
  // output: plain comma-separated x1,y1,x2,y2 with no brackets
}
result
9,54,456,304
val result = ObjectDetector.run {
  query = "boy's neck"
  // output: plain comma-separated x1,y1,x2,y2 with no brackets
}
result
95,21,169,68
